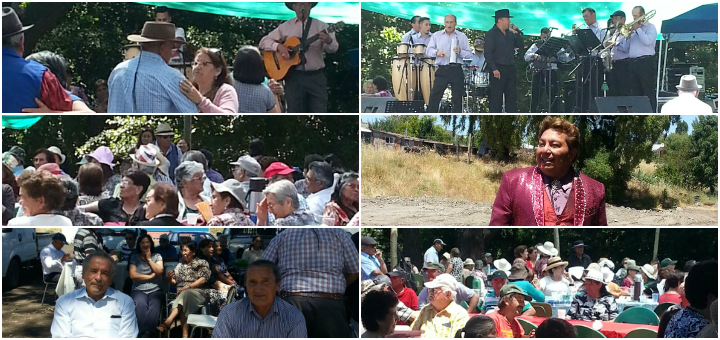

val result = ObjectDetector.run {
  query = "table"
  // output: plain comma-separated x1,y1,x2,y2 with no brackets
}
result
517,316,659,338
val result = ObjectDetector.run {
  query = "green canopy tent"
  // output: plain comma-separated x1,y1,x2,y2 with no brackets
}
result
137,2,360,24
361,1,708,38
1,115,44,130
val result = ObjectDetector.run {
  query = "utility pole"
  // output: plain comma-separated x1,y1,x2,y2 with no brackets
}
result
653,228,660,260
390,228,398,268
554,228,560,254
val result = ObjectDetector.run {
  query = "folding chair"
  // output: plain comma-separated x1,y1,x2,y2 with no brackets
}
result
41,274,59,305
187,314,217,338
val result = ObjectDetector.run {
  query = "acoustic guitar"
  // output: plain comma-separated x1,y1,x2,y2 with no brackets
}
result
264,21,345,80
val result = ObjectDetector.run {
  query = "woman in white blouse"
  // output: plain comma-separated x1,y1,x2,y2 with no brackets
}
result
539,256,574,298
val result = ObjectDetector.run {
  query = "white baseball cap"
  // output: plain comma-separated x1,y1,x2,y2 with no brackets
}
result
424,273,457,292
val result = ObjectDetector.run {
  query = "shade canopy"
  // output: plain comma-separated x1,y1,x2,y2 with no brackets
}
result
361,1,716,39
1,115,44,130
137,2,360,25
660,3,718,42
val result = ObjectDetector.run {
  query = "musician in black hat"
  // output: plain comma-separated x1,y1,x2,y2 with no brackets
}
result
2,7,73,113
484,9,524,113
259,2,338,113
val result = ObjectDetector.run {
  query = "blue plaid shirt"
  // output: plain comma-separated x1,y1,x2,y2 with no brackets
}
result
108,51,198,113
212,297,307,338
261,228,358,294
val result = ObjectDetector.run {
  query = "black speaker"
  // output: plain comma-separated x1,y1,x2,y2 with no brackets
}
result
361,97,397,113
593,96,653,113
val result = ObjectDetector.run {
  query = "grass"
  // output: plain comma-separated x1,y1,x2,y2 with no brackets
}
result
629,172,718,209
361,144,532,203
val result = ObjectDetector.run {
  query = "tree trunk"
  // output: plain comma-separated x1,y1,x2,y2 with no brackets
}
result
467,133,472,164
653,228,660,260
459,228,487,260
14,2,74,56
399,228,422,270
554,228,560,255
390,228,398,268
184,115,193,147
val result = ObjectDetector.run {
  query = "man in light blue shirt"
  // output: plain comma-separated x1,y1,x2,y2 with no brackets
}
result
108,21,197,113
607,11,630,96
469,38,486,70
361,236,387,280
412,17,433,46
51,251,138,338
423,238,445,269
400,16,421,44
615,6,657,112
425,15,473,113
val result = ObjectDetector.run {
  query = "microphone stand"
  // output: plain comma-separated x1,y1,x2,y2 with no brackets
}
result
300,7,306,113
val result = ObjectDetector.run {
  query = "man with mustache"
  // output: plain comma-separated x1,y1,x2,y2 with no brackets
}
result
490,116,607,226
51,251,138,338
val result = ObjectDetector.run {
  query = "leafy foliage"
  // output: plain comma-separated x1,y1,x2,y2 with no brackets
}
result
3,115,359,178
363,228,718,271
28,2,359,112
688,115,718,193
367,115,451,143
656,133,692,188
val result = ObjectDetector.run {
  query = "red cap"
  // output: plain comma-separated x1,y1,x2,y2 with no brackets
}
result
264,162,295,178
37,163,63,176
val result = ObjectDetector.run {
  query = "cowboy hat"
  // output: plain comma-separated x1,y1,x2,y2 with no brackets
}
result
625,260,640,272
493,258,512,274
131,144,160,167
285,2,318,11
155,123,175,136
508,262,529,281
676,75,703,91
545,256,569,272
145,144,169,176
537,241,559,256
86,146,115,169
2,7,33,38
599,259,615,271
127,21,186,44
492,9,513,18
583,269,604,284
572,240,586,248
567,266,584,281
464,258,474,266
47,146,66,164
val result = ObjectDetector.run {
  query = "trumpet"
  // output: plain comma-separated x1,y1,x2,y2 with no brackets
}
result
561,23,586,38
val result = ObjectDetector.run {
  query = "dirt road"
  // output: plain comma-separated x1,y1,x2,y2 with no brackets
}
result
361,196,718,226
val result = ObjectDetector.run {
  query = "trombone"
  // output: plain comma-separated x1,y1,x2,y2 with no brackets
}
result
598,10,656,60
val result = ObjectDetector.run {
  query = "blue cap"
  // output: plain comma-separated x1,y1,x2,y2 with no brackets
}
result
52,233,68,245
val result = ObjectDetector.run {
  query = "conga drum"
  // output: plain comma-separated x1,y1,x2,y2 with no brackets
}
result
396,43,411,57
419,57,437,106
122,44,141,61
411,43,426,56
391,57,414,101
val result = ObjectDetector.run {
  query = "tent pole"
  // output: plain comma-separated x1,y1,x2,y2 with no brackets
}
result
655,39,662,113
662,35,670,92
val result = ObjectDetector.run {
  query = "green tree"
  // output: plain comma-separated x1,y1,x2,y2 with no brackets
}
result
675,120,689,135
656,133,692,187
688,116,718,193
478,115,526,161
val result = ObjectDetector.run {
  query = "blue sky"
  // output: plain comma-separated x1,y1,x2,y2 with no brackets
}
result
362,115,699,135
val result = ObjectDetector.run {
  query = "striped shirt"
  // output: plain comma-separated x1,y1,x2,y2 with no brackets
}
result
116,240,135,259
212,297,307,338
232,80,276,113
411,301,469,338
260,228,358,294
73,228,101,264
108,51,198,113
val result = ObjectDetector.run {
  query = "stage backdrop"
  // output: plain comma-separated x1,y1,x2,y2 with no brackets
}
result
137,2,361,24
360,1,717,39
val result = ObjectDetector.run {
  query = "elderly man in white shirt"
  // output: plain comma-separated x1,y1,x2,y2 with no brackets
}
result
661,75,714,113
305,161,335,220
41,233,71,283
51,251,138,338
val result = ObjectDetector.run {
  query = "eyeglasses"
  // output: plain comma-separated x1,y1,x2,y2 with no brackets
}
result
191,174,206,182
192,61,213,68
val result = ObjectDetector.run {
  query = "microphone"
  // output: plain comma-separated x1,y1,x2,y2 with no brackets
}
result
548,27,558,31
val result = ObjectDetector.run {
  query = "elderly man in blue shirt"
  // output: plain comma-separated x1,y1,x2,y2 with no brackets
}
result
212,260,307,338
108,21,197,113
51,251,138,338
361,236,387,280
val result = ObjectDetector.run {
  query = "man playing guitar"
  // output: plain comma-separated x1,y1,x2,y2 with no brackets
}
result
259,2,338,113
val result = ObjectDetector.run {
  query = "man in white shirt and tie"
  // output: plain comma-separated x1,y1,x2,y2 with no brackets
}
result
40,233,71,283
661,75,714,113
51,251,138,338
616,6,658,112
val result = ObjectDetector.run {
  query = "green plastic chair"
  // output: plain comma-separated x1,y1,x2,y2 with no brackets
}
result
614,307,660,326
654,302,676,317
574,325,607,338
624,328,658,338
518,318,538,334
413,274,424,294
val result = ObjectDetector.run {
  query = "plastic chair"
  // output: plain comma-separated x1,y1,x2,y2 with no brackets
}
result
654,302,676,317
465,276,475,290
624,328,658,338
614,307,660,326
531,302,552,317
187,314,217,338
413,274,424,294
518,318,538,334
574,325,607,338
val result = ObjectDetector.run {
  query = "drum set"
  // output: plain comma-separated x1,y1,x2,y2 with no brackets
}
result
390,42,437,106
460,59,490,113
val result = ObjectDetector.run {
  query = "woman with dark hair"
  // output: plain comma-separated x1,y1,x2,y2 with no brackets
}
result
129,233,164,337
322,172,359,226
59,178,103,226
373,76,391,97
658,307,681,338
82,171,150,225
659,273,684,304
446,247,464,283
664,261,717,337
454,315,498,338
140,183,183,226
361,290,398,338
241,236,264,264
232,45,281,113
179,48,238,113
2,163,17,225
93,79,109,113
159,241,226,337
135,127,156,151
534,317,577,338
9,170,71,226
76,162,109,206
212,240,239,289
23,51,94,113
